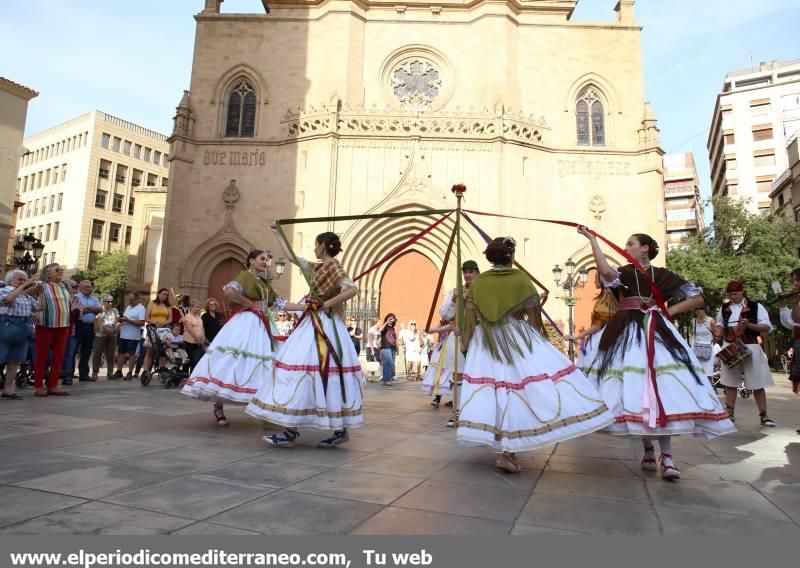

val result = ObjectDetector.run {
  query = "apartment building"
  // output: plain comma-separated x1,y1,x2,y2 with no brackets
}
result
662,153,705,250
707,59,800,213
769,134,800,258
15,111,169,275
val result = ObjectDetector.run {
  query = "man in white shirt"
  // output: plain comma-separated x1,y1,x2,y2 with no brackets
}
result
715,281,775,427
115,292,146,379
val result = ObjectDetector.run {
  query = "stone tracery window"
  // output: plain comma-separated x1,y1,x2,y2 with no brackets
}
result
391,58,442,110
576,88,605,146
225,79,257,137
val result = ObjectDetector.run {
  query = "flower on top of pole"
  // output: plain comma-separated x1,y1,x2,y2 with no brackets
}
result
451,183,467,197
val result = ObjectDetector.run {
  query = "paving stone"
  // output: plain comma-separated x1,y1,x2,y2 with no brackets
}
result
207,491,382,535
115,447,249,475
103,476,271,520
49,439,169,461
656,505,800,535
645,478,790,521
352,507,513,535
0,502,192,535
260,445,369,468
341,453,449,478
0,487,86,528
517,493,661,535
510,523,587,535
14,463,175,499
171,522,261,535
430,461,540,492
289,469,423,504
0,452,96,484
533,471,649,503
393,480,528,522
198,459,328,488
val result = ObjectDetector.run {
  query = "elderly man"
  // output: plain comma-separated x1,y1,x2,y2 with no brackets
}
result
74,280,103,382
715,280,775,427
34,263,72,396
115,292,146,379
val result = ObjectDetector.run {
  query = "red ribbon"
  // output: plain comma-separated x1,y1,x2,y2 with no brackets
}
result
230,305,278,349
463,209,672,322
354,212,453,282
294,302,348,403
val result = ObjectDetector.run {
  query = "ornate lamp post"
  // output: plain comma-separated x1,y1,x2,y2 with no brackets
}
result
12,233,45,276
552,258,588,362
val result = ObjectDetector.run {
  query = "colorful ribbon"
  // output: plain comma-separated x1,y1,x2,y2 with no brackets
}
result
461,211,564,337
463,209,672,322
294,301,348,403
353,212,454,282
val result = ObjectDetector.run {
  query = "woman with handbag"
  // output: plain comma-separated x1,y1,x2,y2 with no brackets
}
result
692,306,717,385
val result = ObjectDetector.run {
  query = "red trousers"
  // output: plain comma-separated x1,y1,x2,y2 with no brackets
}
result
34,326,70,390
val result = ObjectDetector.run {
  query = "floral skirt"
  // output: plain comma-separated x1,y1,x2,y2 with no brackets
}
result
181,311,275,404
246,312,365,430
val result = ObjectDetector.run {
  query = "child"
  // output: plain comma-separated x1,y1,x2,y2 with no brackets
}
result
162,323,187,366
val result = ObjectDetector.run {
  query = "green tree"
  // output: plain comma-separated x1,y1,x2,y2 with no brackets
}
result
667,196,800,314
82,250,129,307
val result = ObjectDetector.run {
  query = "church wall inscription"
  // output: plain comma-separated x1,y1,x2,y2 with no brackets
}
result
203,149,267,167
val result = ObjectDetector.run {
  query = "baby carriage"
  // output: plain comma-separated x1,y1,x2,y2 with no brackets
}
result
140,325,189,389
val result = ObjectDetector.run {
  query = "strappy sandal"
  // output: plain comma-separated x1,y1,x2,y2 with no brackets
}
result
213,403,228,427
759,412,776,427
263,429,300,448
725,405,735,423
495,452,521,474
660,453,681,481
318,429,349,448
430,396,441,408
641,447,657,472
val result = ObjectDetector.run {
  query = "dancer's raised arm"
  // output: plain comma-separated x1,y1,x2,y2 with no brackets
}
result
577,226,617,282
270,223,295,264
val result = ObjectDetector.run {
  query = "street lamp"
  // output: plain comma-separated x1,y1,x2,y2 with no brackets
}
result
552,257,588,362
12,233,45,276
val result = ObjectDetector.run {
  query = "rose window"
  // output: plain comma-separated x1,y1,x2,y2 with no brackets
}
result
391,59,442,110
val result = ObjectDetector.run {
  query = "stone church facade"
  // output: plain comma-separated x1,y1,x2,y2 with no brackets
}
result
160,0,664,327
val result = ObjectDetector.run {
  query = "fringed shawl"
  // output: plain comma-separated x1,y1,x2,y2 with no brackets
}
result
590,290,618,327
309,258,357,317
462,267,545,362
233,270,276,305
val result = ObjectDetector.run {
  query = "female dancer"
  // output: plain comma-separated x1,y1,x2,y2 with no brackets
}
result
457,238,615,473
246,230,365,448
422,260,479,408
572,278,616,373
577,228,735,480
182,250,283,426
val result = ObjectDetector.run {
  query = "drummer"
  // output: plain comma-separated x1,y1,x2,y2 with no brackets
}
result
715,280,775,427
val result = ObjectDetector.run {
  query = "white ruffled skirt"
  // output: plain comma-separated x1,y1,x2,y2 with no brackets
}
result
246,311,365,430
457,320,615,453
421,332,465,396
576,329,603,373
181,311,275,404
584,316,736,438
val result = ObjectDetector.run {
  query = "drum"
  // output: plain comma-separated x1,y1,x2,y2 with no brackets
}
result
718,339,752,368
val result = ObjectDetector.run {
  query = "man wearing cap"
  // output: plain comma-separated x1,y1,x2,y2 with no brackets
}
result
715,280,775,427
421,260,480,426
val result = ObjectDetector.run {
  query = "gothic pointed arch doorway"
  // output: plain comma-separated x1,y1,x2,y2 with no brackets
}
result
379,251,439,327
208,258,242,312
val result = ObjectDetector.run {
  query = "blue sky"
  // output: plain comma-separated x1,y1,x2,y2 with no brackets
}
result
1,0,796,202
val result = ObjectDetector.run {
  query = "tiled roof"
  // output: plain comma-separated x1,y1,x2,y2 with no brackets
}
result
0,76,39,98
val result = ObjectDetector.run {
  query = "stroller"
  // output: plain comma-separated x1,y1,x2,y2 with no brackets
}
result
140,325,190,389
